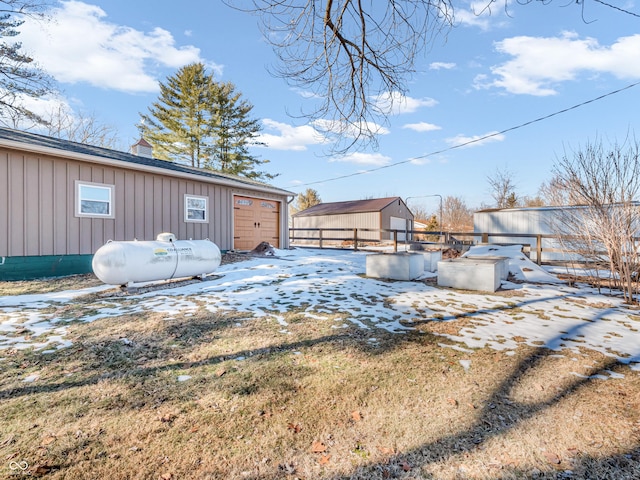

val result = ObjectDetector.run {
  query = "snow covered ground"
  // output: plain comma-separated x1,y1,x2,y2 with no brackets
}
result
1,247,639,374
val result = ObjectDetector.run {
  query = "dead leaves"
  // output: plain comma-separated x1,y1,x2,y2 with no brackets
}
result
287,423,302,434
40,435,56,446
311,441,327,453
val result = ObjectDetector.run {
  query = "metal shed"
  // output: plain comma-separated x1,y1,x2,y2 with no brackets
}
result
0,127,293,280
473,205,620,262
292,197,414,242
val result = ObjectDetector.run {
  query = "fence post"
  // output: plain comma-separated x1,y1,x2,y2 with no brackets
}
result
393,230,398,252
536,234,542,265
482,233,488,244
319,229,323,249
353,228,358,251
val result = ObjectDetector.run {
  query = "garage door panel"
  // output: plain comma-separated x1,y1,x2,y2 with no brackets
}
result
234,196,280,250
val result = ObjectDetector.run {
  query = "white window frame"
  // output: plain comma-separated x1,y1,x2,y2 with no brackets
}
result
75,181,115,218
185,194,208,223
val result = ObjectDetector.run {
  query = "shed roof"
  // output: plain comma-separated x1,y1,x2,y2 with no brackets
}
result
293,197,404,217
0,127,293,197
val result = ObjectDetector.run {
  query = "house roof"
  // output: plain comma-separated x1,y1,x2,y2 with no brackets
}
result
293,197,405,217
0,127,293,197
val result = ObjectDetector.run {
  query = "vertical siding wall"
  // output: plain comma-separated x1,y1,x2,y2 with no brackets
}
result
473,209,565,261
293,212,381,240
0,148,287,257
381,200,413,241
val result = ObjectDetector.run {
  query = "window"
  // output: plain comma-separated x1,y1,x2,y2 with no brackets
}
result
76,181,114,218
185,194,208,222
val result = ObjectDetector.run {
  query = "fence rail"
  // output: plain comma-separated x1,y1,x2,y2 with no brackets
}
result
288,227,567,265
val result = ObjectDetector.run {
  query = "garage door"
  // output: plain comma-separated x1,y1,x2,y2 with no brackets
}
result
233,196,280,250
390,216,408,241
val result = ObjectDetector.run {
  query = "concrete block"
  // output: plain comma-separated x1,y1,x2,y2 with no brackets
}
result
423,250,442,273
366,252,424,281
463,255,509,280
437,257,506,292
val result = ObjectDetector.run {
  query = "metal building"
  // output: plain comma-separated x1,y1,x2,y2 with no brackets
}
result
292,197,414,242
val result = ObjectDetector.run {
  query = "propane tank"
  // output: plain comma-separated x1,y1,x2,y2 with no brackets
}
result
92,233,221,286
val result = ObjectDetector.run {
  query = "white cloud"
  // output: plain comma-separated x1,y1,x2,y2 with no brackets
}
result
409,157,431,166
455,1,506,30
476,32,640,96
429,62,456,70
256,119,326,150
372,91,437,115
312,119,390,138
19,0,207,93
402,122,442,133
445,132,505,148
329,152,391,166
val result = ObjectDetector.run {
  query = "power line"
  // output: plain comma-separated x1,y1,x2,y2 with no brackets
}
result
284,80,640,189
593,0,640,18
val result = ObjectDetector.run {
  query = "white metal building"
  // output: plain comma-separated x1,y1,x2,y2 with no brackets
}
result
474,206,567,262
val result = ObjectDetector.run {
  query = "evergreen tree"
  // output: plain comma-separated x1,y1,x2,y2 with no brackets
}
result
139,63,214,168
0,3,53,126
208,81,273,180
140,63,274,180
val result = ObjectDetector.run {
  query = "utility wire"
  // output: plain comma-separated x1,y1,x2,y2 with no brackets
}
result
593,0,640,18
285,80,640,189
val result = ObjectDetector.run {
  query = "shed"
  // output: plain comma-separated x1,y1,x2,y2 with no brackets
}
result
474,206,564,262
0,127,293,280
292,197,414,242
474,204,640,262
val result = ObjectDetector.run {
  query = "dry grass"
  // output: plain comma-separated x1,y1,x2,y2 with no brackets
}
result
0,279,639,479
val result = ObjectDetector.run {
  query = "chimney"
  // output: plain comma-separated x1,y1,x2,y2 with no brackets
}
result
130,138,153,158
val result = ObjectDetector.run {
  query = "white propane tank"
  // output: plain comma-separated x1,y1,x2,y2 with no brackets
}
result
92,233,221,286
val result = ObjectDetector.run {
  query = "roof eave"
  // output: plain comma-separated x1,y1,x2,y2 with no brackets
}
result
0,137,295,198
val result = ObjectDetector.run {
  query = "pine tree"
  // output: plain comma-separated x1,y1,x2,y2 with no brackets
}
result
140,63,274,180
0,5,53,127
208,81,273,180
139,63,214,168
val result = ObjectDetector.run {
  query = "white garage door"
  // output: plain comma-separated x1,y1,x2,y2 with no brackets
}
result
390,216,408,241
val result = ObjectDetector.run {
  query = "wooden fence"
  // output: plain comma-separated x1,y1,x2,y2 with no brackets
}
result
289,227,563,265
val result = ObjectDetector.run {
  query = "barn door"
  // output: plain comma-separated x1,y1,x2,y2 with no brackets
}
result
233,196,280,250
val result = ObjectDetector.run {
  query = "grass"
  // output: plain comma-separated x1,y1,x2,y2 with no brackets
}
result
0,277,639,479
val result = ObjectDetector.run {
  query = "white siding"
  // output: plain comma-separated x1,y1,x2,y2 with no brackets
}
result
474,208,576,262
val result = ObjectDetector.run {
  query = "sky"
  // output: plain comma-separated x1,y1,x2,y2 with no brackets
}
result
14,0,640,213
2,246,639,373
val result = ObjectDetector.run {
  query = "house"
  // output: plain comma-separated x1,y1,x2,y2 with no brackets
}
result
291,197,414,243
0,127,294,280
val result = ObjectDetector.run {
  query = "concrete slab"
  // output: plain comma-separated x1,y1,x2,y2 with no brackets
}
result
423,250,442,273
463,255,509,280
437,257,506,292
366,252,424,281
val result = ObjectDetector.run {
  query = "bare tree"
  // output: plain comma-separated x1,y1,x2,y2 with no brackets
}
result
487,167,518,209
441,195,473,231
41,103,121,149
224,1,628,152
226,0,454,152
409,204,432,224
551,137,640,304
